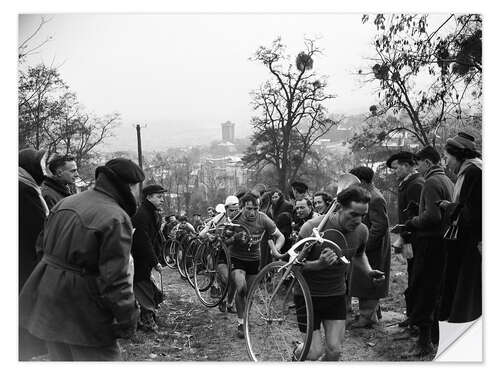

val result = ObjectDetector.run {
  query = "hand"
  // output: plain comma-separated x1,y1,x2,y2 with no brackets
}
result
368,270,385,285
318,247,338,267
112,307,139,339
436,200,451,209
154,263,163,272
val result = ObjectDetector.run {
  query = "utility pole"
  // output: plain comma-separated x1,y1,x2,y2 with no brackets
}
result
135,124,145,198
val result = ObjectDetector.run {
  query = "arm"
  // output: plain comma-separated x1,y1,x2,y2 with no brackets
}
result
408,182,443,230
97,217,139,335
268,228,285,257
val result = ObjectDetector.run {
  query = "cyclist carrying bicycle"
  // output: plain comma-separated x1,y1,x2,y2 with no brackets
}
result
229,193,285,338
295,185,385,361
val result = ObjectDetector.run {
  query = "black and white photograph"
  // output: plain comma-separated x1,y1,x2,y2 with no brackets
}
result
13,5,485,363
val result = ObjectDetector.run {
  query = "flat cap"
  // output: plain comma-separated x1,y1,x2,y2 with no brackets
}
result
143,184,167,196
386,151,416,168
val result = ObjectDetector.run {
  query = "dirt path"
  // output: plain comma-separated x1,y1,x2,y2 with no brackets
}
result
120,258,436,362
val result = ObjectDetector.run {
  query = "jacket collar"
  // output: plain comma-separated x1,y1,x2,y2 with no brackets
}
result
398,172,421,189
423,165,445,180
43,176,71,197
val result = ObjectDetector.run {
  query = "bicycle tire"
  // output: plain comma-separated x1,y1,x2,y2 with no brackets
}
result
162,239,177,269
176,239,188,279
167,239,181,270
193,239,231,307
184,238,202,288
244,261,314,361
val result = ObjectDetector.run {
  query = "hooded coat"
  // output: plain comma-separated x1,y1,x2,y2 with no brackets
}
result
19,148,47,292
19,171,140,347
19,148,48,360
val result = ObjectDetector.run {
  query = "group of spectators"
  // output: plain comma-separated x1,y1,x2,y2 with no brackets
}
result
17,129,481,361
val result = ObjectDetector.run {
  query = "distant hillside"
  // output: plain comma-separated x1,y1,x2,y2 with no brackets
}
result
324,113,368,143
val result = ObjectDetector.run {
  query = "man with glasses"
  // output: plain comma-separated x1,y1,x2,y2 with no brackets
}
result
229,193,285,338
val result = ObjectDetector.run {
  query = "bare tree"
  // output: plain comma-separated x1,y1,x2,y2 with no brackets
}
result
18,16,53,63
242,37,337,192
354,14,482,148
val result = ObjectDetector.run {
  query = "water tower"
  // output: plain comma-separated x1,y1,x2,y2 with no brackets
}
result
221,121,235,143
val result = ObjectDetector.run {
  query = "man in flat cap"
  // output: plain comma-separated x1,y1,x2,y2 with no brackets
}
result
403,146,454,357
131,184,167,333
386,151,424,331
20,158,145,361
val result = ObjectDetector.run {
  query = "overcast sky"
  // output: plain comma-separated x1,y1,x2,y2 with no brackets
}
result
18,13,420,150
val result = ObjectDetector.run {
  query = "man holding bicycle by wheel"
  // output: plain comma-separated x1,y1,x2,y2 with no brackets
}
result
295,185,385,361
230,193,285,338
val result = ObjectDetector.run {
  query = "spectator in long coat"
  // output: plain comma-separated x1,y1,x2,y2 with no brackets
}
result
19,148,49,360
404,146,454,357
386,151,424,329
19,158,145,361
41,154,79,210
439,132,482,323
348,167,391,328
131,184,167,332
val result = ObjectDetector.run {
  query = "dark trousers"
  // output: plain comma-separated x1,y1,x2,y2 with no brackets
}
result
46,340,121,361
403,239,419,319
410,237,446,333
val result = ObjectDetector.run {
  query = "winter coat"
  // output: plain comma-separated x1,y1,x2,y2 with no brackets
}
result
349,185,391,299
407,166,454,238
19,172,139,347
18,149,48,292
397,173,425,243
41,176,72,210
19,180,46,293
440,159,482,323
131,199,164,282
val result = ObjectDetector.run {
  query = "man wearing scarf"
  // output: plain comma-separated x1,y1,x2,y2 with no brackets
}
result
19,158,145,361
403,146,454,357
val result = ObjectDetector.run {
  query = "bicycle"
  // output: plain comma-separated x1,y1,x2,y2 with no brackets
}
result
243,173,359,362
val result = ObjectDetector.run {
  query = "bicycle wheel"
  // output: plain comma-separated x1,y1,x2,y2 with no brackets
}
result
193,239,231,307
184,238,202,288
176,239,188,279
244,261,314,361
162,239,177,269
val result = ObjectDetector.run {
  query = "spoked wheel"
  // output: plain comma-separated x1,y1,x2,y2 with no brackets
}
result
176,239,188,279
184,238,202,288
193,239,231,307
244,261,314,362
162,239,177,269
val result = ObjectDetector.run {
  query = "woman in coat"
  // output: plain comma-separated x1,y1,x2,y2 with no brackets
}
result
19,148,49,360
439,132,482,323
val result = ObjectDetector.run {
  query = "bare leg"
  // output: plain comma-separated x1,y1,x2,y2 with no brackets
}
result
322,320,345,361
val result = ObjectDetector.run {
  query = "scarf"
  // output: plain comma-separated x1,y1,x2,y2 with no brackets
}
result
19,167,49,216
452,158,482,202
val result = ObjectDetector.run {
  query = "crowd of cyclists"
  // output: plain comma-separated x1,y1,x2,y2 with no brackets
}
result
19,132,482,361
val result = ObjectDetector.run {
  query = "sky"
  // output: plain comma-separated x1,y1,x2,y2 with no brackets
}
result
18,13,424,150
